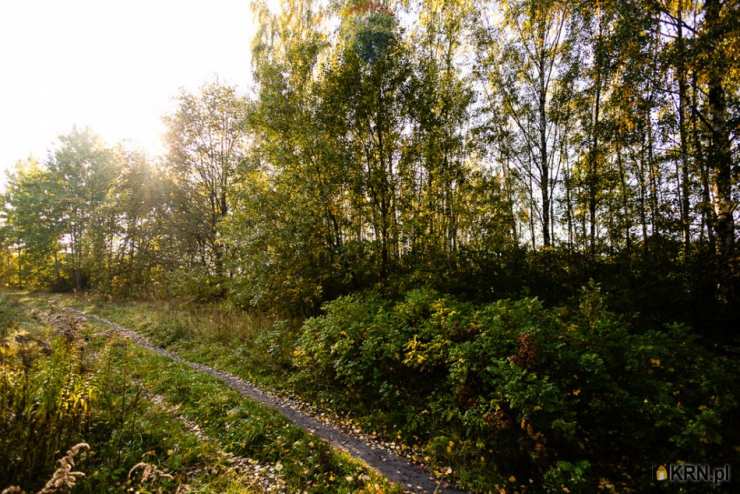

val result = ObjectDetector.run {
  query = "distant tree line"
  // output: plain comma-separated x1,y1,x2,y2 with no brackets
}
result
1,0,737,333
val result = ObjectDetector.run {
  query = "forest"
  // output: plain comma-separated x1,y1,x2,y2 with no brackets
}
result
0,0,738,493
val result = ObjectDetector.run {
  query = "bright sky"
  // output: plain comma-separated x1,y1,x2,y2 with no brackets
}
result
0,0,262,182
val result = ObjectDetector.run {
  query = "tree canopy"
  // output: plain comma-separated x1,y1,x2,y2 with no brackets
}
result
1,0,737,329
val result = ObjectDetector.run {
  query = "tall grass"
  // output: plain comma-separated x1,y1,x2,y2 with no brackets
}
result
105,299,300,378
0,310,169,493
0,328,94,489
0,295,20,338
156,302,280,344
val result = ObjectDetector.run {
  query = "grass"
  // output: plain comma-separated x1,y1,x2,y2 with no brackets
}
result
1,292,399,494
22,292,398,448
26,293,302,398
121,344,397,493
0,294,254,493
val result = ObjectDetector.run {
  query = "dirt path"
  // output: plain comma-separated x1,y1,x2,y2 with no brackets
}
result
66,308,467,494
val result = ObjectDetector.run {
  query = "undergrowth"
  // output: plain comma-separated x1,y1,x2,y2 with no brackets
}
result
1,293,398,494
0,304,250,493
18,288,740,493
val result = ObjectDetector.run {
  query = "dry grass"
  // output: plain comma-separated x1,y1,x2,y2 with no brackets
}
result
37,443,90,494
128,461,175,484
2,442,90,494
162,302,279,343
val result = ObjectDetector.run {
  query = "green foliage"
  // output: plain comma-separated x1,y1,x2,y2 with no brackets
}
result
292,285,740,491
346,6,397,63
165,267,226,303
254,319,297,370
0,0,737,490
1,160,66,288
0,332,94,489
0,295,19,338
1,0,737,334
543,460,591,494
1,295,397,493
0,326,193,492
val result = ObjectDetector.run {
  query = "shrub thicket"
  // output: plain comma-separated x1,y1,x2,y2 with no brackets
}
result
293,285,739,492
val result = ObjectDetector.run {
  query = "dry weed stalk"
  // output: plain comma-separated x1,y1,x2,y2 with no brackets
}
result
37,442,90,494
2,443,90,494
1,487,24,494
128,461,174,485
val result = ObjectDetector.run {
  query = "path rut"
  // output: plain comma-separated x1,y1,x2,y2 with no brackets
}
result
67,308,467,494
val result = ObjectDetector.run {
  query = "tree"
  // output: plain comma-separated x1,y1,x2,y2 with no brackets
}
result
47,128,118,291
475,0,578,247
2,160,63,287
164,82,250,281
0,0,736,320
702,0,737,298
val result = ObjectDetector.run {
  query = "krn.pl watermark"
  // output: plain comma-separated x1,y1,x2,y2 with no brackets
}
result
654,463,731,486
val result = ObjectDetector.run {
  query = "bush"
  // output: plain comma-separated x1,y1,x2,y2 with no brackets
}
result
292,285,739,492
164,267,225,303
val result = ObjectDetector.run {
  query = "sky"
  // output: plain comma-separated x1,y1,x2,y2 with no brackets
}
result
0,0,263,183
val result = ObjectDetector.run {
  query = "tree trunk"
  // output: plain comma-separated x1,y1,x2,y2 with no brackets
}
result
539,36,550,247
692,70,715,250
617,145,631,254
588,11,604,258
705,0,735,299
677,0,692,253
529,170,536,249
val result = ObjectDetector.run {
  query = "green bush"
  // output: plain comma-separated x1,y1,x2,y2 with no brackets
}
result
292,285,739,492
165,267,225,302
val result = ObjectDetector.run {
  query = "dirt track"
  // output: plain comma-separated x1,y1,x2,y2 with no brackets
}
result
66,308,467,494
